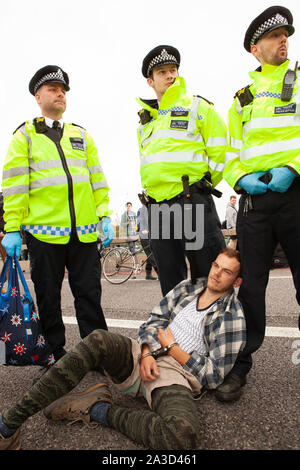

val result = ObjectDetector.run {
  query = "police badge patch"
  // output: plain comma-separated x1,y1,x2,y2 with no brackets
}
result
69,138,84,150
170,120,188,129
274,103,296,114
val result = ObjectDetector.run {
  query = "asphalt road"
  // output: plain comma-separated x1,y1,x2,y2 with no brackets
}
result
1,262,299,455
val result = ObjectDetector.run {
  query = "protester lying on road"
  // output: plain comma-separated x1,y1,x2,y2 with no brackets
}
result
0,248,245,450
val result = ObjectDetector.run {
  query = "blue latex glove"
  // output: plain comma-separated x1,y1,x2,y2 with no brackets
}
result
1,232,22,257
238,172,268,195
101,217,114,247
268,167,296,193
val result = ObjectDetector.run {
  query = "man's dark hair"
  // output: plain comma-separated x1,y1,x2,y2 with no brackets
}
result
220,247,242,277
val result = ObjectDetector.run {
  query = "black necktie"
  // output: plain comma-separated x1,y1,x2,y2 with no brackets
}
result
52,120,62,137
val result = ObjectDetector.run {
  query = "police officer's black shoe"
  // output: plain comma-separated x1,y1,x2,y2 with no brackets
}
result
146,273,157,280
215,372,246,402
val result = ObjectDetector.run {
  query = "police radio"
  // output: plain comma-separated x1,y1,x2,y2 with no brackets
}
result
281,61,298,102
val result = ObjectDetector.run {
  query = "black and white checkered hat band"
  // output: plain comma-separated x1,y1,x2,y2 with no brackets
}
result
250,13,288,47
147,49,178,76
34,68,65,94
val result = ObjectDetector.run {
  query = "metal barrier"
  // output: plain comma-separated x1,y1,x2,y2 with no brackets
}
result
111,230,236,245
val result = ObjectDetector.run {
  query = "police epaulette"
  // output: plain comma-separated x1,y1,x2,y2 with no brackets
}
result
195,95,213,105
234,85,254,107
138,109,152,125
72,123,86,130
33,117,47,133
13,122,25,134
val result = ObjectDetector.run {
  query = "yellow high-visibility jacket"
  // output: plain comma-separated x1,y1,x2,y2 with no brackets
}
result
137,76,227,202
224,60,300,189
2,119,111,243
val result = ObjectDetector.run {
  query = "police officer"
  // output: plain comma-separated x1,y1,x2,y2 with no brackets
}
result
137,46,226,296
1,65,114,364
217,6,299,402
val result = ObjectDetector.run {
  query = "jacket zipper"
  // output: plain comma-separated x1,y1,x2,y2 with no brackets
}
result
54,141,77,237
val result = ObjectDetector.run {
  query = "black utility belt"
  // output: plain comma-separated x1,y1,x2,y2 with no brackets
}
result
149,179,215,205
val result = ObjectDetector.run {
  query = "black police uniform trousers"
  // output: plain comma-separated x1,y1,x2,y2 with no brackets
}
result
25,231,107,361
232,181,300,377
148,191,225,296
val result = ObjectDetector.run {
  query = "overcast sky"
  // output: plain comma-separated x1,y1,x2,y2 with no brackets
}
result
0,0,299,222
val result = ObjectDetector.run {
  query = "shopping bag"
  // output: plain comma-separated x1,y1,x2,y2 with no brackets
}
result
0,256,55,366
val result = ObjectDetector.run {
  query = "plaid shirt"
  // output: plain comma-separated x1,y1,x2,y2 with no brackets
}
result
138,277,246,389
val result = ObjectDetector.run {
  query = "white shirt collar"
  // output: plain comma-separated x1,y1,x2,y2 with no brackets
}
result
43,116,64,128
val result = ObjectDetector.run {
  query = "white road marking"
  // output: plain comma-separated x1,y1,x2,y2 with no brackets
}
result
62,316,299,337
269,275,292,279
264,326,299,338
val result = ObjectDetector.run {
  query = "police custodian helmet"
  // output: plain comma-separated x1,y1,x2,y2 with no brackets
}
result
142,45,180,78
244,5,295,52
29,65,70,95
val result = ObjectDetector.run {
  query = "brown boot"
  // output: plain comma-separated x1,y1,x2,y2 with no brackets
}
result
0,428,21,450
43,382,112,427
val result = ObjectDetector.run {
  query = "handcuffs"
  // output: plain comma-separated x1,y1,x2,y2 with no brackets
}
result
139,342,178,362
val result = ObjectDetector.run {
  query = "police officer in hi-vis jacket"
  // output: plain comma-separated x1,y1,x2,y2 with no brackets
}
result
217,6,300,402
1,65,114,365
137,45,226,296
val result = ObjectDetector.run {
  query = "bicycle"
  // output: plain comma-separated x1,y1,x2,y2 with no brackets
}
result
100,242,153,284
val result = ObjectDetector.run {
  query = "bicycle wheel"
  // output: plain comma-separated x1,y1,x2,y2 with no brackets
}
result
102,247,136,284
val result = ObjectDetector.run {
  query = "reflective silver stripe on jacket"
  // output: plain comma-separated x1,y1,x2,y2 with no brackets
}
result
224,151,239,164
230,138,243,150
142,133,226,149
3,159,90,179
77,126,87,153
140,151,206,167
2,166,29,179
240,137,300,160
208,159,225,172
2,185,29,198
187,96,201,134
141,129,204,148
92,180,109,190
88,164,104,174
30,174,90,189
243,116,300,137
19,125,32,157
29,158,88,172
205,137,227,147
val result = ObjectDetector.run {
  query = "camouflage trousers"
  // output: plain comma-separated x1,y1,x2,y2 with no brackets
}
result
2,329,199,449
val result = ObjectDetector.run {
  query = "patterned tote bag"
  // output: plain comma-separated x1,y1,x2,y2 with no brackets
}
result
0,256,55,366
